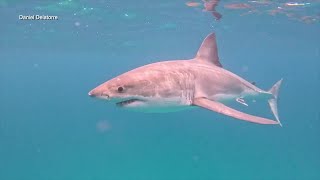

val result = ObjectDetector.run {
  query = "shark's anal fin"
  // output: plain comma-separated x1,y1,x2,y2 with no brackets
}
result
195,33,222,67
193,98,279,125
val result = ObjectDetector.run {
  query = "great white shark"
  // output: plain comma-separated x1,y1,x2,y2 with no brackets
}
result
88,33,283,126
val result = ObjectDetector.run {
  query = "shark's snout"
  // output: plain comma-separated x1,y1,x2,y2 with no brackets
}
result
88,91,95,97
88,89,109,99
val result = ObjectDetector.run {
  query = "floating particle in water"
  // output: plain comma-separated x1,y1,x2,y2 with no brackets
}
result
48,29,55,33
221,25,230,31
0,0,8,7
240,9,259,16
185,2,201,7
36,147,41,153
248,0,272,5
160,23,177,30
35,0,79,13
122,41,135,47
241,65,249,72
96,120,111,133
299,16,318,24
74,21,80,26
268,7,283,16
224,3,252,9
285,2,310,7
285,13,295,18
123,12,137,19
192,155,200,162
33,63,39,68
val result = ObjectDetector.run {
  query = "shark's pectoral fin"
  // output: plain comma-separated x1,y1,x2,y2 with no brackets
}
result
193,98,279,125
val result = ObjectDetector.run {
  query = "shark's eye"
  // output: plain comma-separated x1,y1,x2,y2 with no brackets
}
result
117,86,124,93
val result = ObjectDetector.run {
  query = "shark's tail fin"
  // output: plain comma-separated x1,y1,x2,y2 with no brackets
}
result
268,79,283,127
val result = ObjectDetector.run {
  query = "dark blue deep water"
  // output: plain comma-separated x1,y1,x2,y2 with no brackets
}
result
1,0,320,179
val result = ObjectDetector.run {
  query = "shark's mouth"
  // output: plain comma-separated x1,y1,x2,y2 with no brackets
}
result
116,99,142,107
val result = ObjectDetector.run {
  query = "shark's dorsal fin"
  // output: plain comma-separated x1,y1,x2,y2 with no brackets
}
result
195,33,222,67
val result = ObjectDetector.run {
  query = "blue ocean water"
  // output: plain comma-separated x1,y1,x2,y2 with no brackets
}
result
1,0,319,179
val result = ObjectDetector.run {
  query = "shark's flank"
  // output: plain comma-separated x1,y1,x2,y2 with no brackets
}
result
89,33,283,126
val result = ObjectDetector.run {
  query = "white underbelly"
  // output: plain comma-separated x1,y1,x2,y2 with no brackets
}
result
123,97,195,113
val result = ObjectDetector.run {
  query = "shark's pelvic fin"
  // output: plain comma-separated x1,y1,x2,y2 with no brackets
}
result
236,97,248,106
195,33,222,67
268,79,283,127
193,98,279,125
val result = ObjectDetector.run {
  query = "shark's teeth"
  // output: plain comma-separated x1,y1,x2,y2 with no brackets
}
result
116,99,140,107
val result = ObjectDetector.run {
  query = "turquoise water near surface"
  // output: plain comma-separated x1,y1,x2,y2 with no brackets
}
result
1,0,320,179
